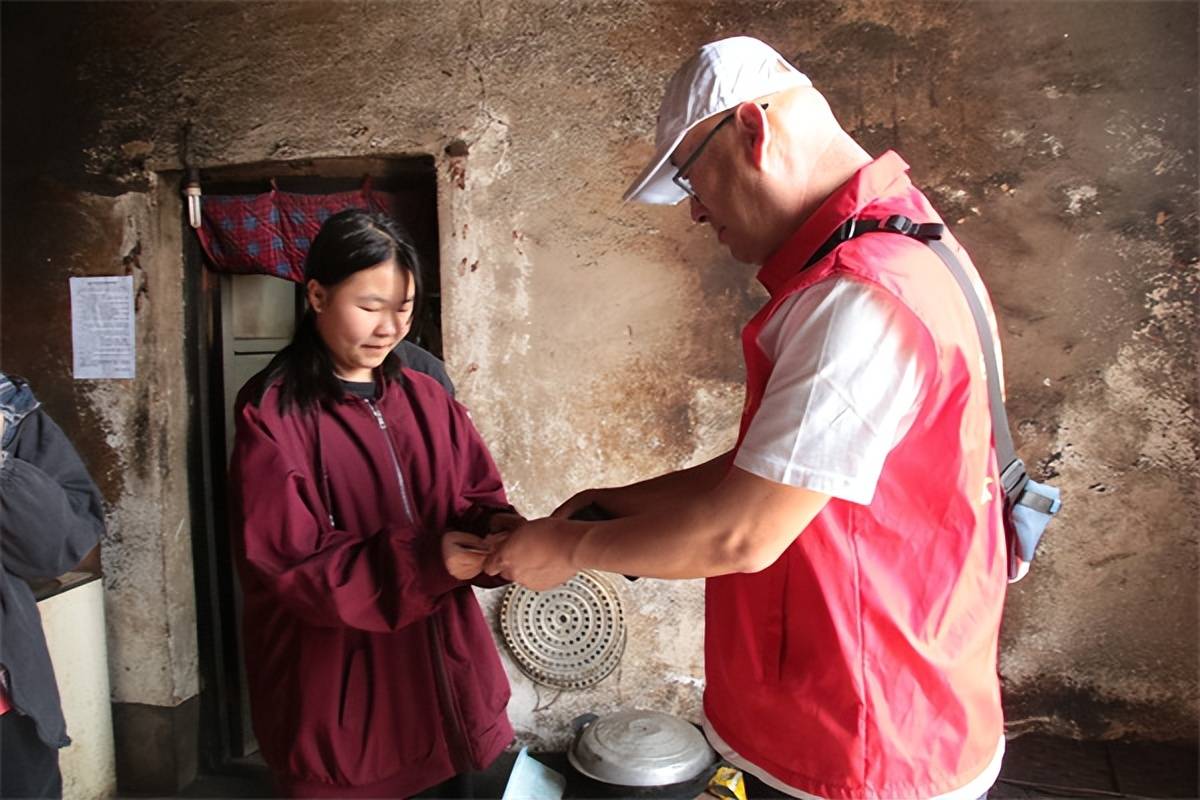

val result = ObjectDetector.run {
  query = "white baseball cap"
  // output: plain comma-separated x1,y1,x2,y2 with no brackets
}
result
623,36,811,205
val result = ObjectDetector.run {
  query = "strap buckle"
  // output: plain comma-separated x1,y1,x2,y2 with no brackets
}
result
882,214,945,240
881,214,914,235
1000,457,1029,499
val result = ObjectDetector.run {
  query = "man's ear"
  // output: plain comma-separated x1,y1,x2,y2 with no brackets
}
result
306,279,326,313
734,101,770,168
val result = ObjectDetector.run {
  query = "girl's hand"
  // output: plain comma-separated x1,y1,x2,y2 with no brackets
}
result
442,531,491,580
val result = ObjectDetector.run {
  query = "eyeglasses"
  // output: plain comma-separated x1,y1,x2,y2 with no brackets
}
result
672,103,768,202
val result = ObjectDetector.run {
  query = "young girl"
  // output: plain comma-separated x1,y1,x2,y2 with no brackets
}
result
230,209,515,797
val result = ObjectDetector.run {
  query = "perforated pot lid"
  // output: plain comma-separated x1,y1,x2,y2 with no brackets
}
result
499,570,626,690
568,710,715,787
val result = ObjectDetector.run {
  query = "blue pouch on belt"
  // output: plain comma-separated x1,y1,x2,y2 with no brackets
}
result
1006,478,1062,582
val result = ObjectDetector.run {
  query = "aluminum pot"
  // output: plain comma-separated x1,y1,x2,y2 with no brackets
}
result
567,710,716,794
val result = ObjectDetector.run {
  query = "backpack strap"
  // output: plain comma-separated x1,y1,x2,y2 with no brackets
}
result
807,215,1029,503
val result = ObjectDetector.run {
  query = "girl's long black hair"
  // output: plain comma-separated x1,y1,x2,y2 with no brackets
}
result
257,208,423,414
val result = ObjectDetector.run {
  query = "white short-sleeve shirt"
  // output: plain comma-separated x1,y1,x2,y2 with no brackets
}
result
732,275,931,505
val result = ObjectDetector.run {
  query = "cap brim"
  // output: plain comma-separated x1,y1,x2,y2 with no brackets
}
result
622,126,693,205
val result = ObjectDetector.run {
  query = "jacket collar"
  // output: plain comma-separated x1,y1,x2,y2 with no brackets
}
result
756,151,912,297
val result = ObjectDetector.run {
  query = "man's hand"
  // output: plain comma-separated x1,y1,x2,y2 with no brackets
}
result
483,517,583,591
0,414,6,444
442,530,493,581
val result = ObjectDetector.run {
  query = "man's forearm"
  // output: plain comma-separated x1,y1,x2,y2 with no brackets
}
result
572,465,829,580
571,492,745,579
591,450,734,517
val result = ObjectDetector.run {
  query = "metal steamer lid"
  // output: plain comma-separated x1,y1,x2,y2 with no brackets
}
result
499,570,626,689
568,710,716,787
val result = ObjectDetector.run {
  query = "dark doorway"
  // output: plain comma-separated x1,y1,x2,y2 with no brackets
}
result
183,156,441,769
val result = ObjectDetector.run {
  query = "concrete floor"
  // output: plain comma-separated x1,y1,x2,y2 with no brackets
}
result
174,734,1198,799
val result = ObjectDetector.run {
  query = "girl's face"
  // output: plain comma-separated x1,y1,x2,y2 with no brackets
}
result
308,258,415,382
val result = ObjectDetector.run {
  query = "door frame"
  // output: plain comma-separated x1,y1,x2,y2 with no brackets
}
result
182,156,443,771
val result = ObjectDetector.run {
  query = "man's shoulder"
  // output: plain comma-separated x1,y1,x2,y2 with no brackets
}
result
762,274,932,380
773,274,907,329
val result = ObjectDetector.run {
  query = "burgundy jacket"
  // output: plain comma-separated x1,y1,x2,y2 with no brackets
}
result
230,368,514,797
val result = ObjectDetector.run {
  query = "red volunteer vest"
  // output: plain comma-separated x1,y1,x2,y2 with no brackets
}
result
704,152,1006,798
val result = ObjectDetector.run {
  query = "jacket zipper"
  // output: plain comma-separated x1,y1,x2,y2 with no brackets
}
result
430,616,475,771
364,399,416,525
363,398,473,770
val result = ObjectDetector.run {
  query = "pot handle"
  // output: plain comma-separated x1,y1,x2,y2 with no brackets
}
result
570,713,599,735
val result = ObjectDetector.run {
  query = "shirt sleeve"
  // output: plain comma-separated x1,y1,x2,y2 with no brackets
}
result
733,276,932,505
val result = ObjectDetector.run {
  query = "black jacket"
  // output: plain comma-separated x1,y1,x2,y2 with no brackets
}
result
394,340,455,397
0,379,105,748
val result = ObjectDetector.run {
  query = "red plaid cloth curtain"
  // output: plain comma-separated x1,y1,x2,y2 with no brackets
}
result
194,183,400,283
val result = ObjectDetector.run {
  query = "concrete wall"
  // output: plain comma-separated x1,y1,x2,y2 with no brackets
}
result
0,173,200,786
1,0,1194,769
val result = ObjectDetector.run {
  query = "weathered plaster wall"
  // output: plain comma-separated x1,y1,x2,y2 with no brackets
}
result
2,0,1194,755
0,176,199,713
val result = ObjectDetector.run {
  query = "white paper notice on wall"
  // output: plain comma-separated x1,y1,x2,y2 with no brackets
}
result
70,276,136,380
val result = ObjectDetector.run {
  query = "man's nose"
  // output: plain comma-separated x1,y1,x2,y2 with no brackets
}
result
689,196,708,224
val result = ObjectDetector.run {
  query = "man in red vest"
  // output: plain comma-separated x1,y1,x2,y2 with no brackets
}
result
486,36,1007,799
